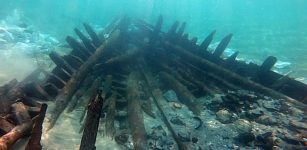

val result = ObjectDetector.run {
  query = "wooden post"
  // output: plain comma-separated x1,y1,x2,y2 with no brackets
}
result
25,104,48,150
79,90,104,150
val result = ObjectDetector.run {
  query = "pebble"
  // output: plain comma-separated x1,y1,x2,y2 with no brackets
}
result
233,119,252,134
170,116,186,126
289,120,307,130
216,109,234,124
256,115,278,125
178,131,191,142
262,100,281,111
246,108,263,119
288,107,304,118
172,102,183,109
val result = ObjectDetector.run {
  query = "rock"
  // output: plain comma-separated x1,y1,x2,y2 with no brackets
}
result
171,102,183,109
246,108,264,119
163,90,179,102
233,119,252,134
170,116,186,126
216,109,236,124
262,100,281,111
289,120,307,130
255,132,275,149
236,132,255,144
256,115,278,125
178,131,190,142
288,107,304,118
207,94,223,111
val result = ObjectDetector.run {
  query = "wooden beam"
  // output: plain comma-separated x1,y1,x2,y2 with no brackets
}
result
25,103,48,150
126,72,148,150
164,41,307,109
79,89,104,150
46,26,120,130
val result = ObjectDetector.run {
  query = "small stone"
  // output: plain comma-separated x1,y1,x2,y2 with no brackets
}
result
288,107,304,117
236,132,255,144
216,109,234,124
178,131,190,142
170,117,186,126
289,120,307,130
233,119,252,134
256,115,278,125
255,132,275,149
172,102,183,109
246,108,263,119
262,100,281,111
207,94,224,111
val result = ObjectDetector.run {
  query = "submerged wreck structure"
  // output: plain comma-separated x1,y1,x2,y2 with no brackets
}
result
0,16,307,150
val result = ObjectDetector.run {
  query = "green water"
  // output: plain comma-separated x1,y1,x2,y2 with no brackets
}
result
1,0,307,78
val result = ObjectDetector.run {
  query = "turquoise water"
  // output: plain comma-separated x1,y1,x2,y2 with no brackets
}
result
1,1,307,149
1,0,307,80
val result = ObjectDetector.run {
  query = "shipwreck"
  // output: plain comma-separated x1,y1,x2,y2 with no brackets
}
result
0,16,306,150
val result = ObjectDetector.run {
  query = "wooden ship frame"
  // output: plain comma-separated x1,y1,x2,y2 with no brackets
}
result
0,16,307,150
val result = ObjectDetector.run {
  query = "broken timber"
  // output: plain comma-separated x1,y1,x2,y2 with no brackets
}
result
163,41,307,109
0,102,33,150
47,27,120,130
25,104,48,150
79,89,104,150
126,72,148,150
159,72,202,115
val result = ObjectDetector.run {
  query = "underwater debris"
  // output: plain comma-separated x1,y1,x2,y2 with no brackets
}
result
25,104,47,150
79,89,104,150
1,15,307,150
126,72,148,149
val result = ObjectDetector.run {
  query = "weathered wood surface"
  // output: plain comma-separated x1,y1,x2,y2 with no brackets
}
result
126,72,148,150
66,75,95,113
105,93,116,138
79,90,104,150
0,102,32,150
159,72,202,115
25,103,48,150
164,41,307,109
79,77,102,132
0,118,14,136
140,66,188,150
47,28,120,130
